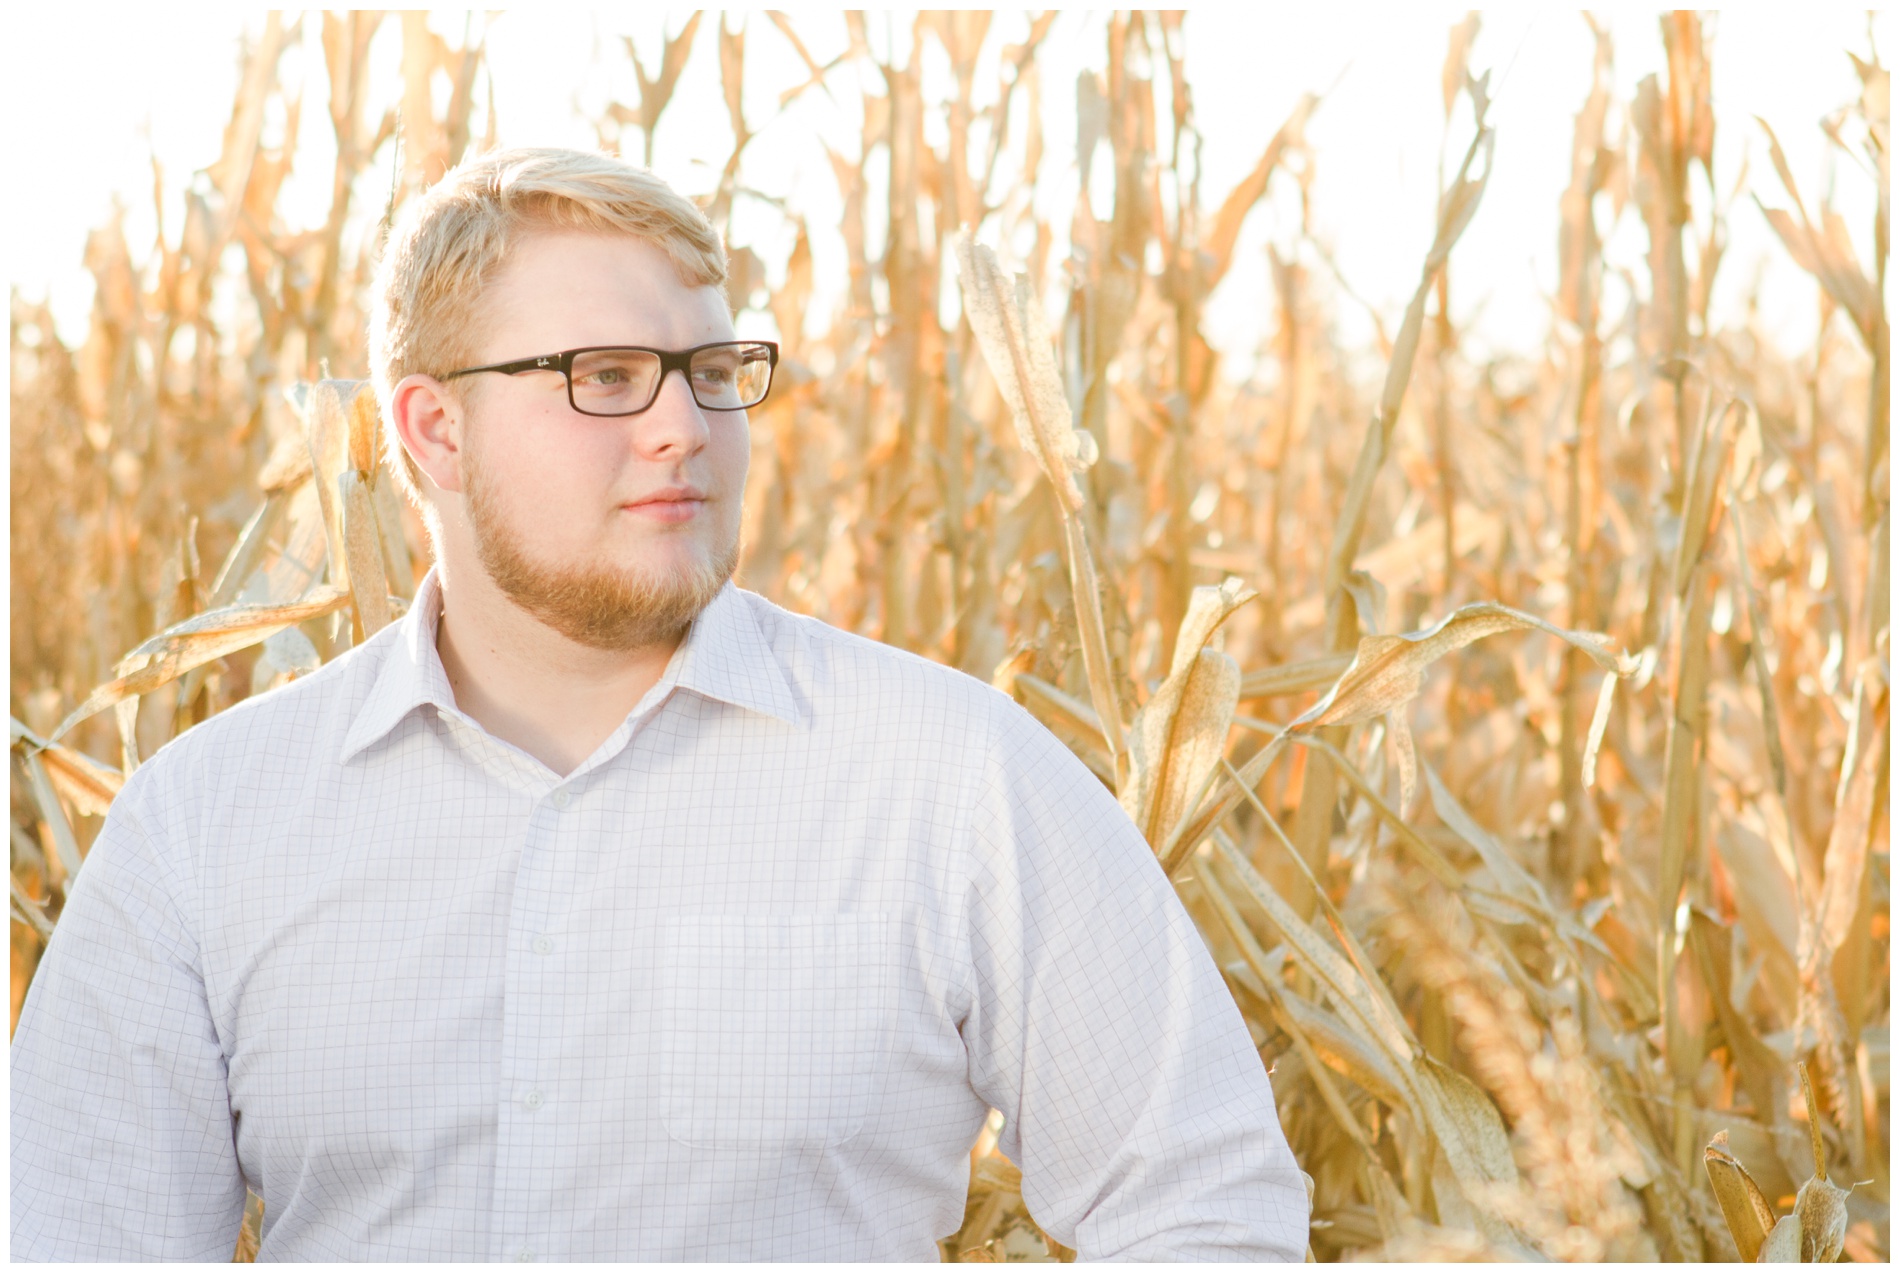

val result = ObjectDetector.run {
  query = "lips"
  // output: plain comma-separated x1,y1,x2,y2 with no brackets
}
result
622,485,708,523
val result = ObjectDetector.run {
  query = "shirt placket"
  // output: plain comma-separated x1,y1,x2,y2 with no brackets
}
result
435,681,663,1261
490,782,577,1263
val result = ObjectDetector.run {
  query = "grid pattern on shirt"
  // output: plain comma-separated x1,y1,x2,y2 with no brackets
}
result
10,570,1308,1261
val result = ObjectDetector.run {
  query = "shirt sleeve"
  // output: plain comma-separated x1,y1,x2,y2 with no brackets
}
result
960,696,1308,1262
10,769,247,1262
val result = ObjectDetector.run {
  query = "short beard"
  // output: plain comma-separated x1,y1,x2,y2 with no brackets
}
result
463,452,738,652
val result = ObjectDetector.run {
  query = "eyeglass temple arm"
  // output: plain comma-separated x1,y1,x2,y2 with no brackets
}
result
442,353,568,380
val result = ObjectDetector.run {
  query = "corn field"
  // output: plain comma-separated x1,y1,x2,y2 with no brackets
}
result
8,10,1889,1263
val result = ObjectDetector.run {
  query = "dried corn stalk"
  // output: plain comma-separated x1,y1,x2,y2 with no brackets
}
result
1706,1066,1855,1263
956,236,1124,776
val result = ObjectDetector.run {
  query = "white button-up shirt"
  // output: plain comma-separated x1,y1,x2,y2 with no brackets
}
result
10,571,1307,1261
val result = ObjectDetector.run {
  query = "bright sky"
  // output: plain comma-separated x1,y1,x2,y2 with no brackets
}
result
2,7,1888,368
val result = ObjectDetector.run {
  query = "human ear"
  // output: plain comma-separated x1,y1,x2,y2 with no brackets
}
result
390,373,465,496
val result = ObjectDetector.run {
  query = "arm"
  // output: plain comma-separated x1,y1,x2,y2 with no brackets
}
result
10,775,246,1261
961,698,1308,1262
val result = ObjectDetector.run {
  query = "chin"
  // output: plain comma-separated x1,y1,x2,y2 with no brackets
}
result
619,538,727,584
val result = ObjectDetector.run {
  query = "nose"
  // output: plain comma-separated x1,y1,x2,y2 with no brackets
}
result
629,364,712,460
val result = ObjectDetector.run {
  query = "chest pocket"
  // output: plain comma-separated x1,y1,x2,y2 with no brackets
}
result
657,913,896,1148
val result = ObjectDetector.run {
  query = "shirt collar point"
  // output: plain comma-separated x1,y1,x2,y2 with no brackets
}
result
676,584,803,728
338,569,450,764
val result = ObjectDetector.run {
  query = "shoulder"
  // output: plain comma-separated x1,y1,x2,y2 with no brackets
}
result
125,619,398,811
732,587,1025,737
730,587,1094,788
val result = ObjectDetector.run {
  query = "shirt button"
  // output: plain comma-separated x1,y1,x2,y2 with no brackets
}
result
550,789,571,809
532,936,554,956
515,1250,534,1262
523,1088,544,1111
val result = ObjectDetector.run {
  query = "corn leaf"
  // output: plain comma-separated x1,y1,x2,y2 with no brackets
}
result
51,587,350,740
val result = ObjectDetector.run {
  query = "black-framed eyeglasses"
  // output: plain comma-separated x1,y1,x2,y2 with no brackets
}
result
441,340,779,416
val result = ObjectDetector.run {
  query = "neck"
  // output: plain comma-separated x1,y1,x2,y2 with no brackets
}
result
432,556,686,777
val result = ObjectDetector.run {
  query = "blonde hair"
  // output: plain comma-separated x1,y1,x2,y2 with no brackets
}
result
369,147,727,505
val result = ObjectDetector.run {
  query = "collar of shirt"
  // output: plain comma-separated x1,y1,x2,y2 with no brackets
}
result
337,569,801,780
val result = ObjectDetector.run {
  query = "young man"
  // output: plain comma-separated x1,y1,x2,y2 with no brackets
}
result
11,148,1307,1261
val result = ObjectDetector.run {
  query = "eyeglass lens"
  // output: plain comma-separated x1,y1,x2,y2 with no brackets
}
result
569,344,773,414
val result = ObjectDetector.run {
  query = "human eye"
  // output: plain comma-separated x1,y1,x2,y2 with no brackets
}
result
693,351,740,381
692,363,742,394
568,351,656,406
